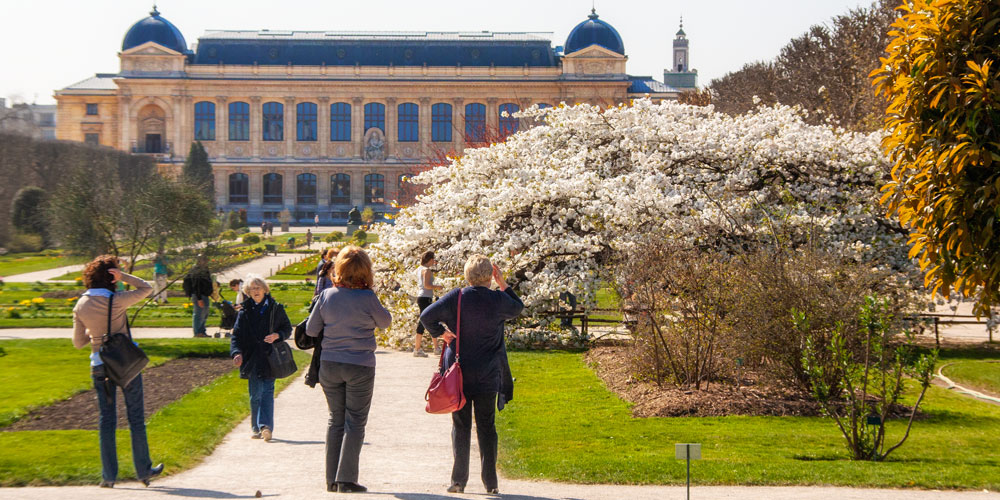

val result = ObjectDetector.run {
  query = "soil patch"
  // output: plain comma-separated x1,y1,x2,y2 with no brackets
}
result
4,357,234,431
586,345,823,417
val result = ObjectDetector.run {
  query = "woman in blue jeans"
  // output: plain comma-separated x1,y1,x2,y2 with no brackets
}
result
72,255,163,488
230,274,292,441
306,246,391,493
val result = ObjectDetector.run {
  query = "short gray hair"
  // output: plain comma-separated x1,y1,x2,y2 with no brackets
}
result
242,273,270,295
464,254,492,287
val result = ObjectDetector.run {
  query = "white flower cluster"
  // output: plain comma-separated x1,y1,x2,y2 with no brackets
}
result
370,99,913,344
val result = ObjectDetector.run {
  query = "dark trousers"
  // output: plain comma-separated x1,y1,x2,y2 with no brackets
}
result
451,392,498,490
415,296,433,334
92,365,153,483
320,360,376,485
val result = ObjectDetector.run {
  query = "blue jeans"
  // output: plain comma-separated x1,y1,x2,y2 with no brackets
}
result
248,373,275,433
92,365,153,483
191,294,209,335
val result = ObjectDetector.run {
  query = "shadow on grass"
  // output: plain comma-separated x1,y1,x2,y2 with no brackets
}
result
147,485,278,498
937,347,1000,360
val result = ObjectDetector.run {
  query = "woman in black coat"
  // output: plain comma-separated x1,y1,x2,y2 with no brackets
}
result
420,254,523,495
230,274,292,441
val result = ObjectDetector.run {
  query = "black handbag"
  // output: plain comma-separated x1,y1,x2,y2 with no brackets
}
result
265,301,298,378
293,318,314,350
99,294,149,388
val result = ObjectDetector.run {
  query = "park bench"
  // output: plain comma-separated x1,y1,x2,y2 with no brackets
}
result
264,244,277,256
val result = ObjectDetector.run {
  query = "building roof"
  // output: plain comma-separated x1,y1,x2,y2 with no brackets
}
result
565,9,625,55
628,76,677,94
191,30,558,67
60,74,118,92
122,7,189,54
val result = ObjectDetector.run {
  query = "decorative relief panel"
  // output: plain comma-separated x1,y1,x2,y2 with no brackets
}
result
262,143,285,159
296,144,317,158
363,129,385,162
228,143,250,158
333,145,349,158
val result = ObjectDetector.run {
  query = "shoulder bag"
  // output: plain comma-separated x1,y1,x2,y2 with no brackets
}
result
99,294,149,388
425,290,466,414
266,301,298,378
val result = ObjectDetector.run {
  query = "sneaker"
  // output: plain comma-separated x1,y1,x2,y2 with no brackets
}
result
261,427,272,441
487,487,500,494
434,345,442,356
337,482,368,493
413,349,428,358
194,333,209,338
447,484,464,493
251,430,262,439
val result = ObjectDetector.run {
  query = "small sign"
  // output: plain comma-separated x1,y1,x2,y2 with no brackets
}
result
866,415,882,426
675,443,701,460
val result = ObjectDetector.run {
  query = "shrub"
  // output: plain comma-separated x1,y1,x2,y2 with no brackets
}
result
7,232,44,253
242,233,261,245
219,229,237,241
361,207,375,224
801,295,937,461
10,186,49,246
352,229,367,242
324,231,343,243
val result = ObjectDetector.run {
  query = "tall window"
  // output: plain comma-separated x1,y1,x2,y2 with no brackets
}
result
397,102,419,142
465,103,486,143
194,101,216,141
431,103,452,142
331,174,351,204
84,133,99,145
262,102,284,141
537,103,552,109
263,173,283,204
296,102,317,141
364,174,385,204
229,102,249,141
330,102,351,141
364,102,385,133
297,173,317,204
229,173,249,204
498,103,519,138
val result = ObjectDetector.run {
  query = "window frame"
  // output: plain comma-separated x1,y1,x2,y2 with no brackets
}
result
331,173,351,205
296,173,317,205
364,102,385,133
465,103,486,143
194,101,216,141
330,102,352,141
228,173,249,204
85,103,98,116
262,102,284,142
262,173,283,205
431,103,453,142
229,101,250,141
397,102,419,142
296,102,318,142
364,173,385,204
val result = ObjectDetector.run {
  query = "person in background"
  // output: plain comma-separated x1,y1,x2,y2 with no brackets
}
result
304,247,338,387
153,251,170,304
420,255,522,495
183,255,214,338
306,246,391,493
230,274,292,442
73,255,163,488
260,220,267,235
306,229,314,249
314,213,320,227
229,278,246,310
413,251,444,357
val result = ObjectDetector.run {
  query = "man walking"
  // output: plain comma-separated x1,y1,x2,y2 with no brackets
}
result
153,251,170,304
183,255,214,338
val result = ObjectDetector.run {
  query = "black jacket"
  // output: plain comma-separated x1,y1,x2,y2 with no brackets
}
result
230,294,292,379
420,286,523,403
183,267,213,298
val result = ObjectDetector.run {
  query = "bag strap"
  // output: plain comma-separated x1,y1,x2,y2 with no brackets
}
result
455,289,462,360
105,294,133,340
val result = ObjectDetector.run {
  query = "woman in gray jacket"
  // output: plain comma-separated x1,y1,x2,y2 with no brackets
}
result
305,245,391,493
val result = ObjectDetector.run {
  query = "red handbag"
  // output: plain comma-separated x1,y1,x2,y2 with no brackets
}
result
425,290,466,414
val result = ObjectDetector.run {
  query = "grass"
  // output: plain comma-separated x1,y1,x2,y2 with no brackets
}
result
0,251,87,277
0,338,309,485
497,350,1000,489
941,359,1000,396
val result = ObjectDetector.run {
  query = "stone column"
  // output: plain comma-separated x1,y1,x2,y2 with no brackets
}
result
452,97,465,155
285,168,298,213
250,96,262,158
486,97,499,139
317,166,330,213
215,169,227,208
519,97,533,132
171,95,183,157
352,97,364,158
250,169,263,206
119,94,131,152
351,167,364,208
216,96,228,159
318,97,330,158
385,97,397,159
419,97,431,152
284,96,295,158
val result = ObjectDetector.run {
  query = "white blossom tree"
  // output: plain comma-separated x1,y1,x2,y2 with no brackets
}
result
370,99,913,345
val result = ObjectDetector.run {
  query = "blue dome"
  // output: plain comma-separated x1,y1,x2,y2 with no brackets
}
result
122,7,188,53
564,9,625,55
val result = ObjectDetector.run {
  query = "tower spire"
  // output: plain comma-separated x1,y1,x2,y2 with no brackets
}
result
150,3,159,16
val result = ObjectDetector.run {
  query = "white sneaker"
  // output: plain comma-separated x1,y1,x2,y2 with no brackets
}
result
261,427,272,441
413,349,428,358
434,346,442,356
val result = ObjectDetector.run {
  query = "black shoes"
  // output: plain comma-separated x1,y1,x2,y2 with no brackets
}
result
99,480,114,488
337,482,368,493
447,484,465,493
487,487,500,494
141,463,164,487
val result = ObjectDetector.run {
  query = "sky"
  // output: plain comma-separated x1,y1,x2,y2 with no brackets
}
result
1,0,876,105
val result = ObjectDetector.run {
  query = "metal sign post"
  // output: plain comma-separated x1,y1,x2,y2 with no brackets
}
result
675,443,701,500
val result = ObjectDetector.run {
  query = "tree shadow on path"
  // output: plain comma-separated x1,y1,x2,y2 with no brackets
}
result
146,486,278,498
389,493,584,500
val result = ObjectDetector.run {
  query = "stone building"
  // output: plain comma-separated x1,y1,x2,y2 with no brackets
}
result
55,7,687,223
0,99,57,140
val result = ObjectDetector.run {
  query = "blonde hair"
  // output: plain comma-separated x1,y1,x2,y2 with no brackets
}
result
464,254,492,287
334,246,374,289
242,273,270,296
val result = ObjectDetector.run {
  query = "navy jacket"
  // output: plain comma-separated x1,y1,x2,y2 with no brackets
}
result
420,286,523,400
230,294,292,379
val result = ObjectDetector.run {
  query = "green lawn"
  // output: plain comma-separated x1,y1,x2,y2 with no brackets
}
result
0,251,87,277
0,338,309,485
941,359,1000,397
497,350,1000,489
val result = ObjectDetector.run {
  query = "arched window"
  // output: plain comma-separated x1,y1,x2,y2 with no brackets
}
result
465,103,486,143
262,102,284,141
330,102,351,141
194,101,216,141
537,103,552,109
432,103,452,142
364,174,385,204
263,173,283,204
297,173,317,205
228,173,248,204
498,103,519,138
364,103,385,133
229,102,249,141
331,173,350,204
397,102,419,142
296,102,317,141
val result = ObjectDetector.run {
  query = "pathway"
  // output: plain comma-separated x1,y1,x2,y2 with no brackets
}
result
214,252,308,283
1,349,997,500
3,264,86,283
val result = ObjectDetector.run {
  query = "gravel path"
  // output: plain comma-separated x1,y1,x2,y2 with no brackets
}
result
1,350,998,499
